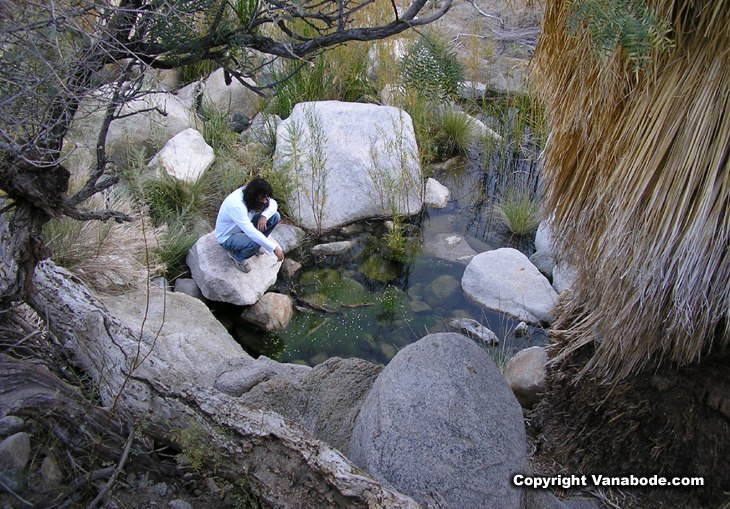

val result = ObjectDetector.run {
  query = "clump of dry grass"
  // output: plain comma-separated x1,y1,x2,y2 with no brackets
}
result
532,0,730,381
44,190,165,295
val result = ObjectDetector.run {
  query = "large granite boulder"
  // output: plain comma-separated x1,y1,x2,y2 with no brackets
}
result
147,128,214,183
63,85,198,170
274,101,423,232
101,287,249,388
462,248,558,325
201,68,262,120
218,357,382,454
186,232,282,306
349,333,527,509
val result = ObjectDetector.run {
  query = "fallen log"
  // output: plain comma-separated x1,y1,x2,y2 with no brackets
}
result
30,261,420,509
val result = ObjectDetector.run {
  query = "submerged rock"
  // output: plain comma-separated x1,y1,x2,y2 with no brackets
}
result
422,274,461,307
448,318,499,346
360,254,400,282
422,233,478,265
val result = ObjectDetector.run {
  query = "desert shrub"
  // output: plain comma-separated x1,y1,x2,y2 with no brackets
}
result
44,192,165,294
401,32,463,103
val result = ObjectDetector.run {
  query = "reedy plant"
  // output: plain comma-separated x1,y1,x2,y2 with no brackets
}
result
494,185,541,236
435,108,479,158
276,104,329,234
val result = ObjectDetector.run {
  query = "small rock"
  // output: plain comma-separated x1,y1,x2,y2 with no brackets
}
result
553,261,577,294
168,500,193,509
173,278,204,301
341,224,364,236
534,220,554,255
280,258,302,279
229,112,250,133
40,454,63,483
529,250,555,281
449,318,499,346
239,292,293,331
151,277,172,292
271,223,306,253
311,241,353,256
424,178,450,209
513,321,528,338
151,482,168,497
148,128,214,183
0,417,25,438
503,346,548,409
0,432,31,471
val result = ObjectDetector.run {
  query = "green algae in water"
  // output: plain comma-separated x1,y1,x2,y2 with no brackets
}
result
275,281,415,366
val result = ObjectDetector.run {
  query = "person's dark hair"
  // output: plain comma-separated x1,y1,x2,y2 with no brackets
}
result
243,177,273,212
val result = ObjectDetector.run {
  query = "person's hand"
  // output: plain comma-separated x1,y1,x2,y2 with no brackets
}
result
257,215,267,232
274,246,284,262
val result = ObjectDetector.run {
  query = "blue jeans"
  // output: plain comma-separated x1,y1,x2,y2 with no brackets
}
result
220,212,280,261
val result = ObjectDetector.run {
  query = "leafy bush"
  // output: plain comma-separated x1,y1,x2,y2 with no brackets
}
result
566,0,673,73
401,33,464,103
269,42,373,118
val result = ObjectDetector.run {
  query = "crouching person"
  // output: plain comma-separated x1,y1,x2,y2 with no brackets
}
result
215,177,284,273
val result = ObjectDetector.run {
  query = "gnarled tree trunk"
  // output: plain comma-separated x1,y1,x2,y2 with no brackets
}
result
28,260,419,509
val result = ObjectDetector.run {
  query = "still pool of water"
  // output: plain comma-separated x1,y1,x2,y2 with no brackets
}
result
218,151,547,368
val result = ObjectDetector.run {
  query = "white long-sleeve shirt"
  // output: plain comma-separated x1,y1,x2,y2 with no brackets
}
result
214,186,278,252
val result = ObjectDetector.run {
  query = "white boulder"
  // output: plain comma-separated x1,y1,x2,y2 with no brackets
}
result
424,178,450,208
186,232,282,306
202,68,262,120
148,128,214,183
461,248,558,324
274,101,423,232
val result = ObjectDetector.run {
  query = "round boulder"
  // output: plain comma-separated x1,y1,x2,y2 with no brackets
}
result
462,248,558,325
503,346,548,409
239,292,293,331
349,333,526,509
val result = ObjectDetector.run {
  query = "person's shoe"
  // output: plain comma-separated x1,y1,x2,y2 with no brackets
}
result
226,251,251,273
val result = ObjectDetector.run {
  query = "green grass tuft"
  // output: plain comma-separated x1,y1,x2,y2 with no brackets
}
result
495,187,541,236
